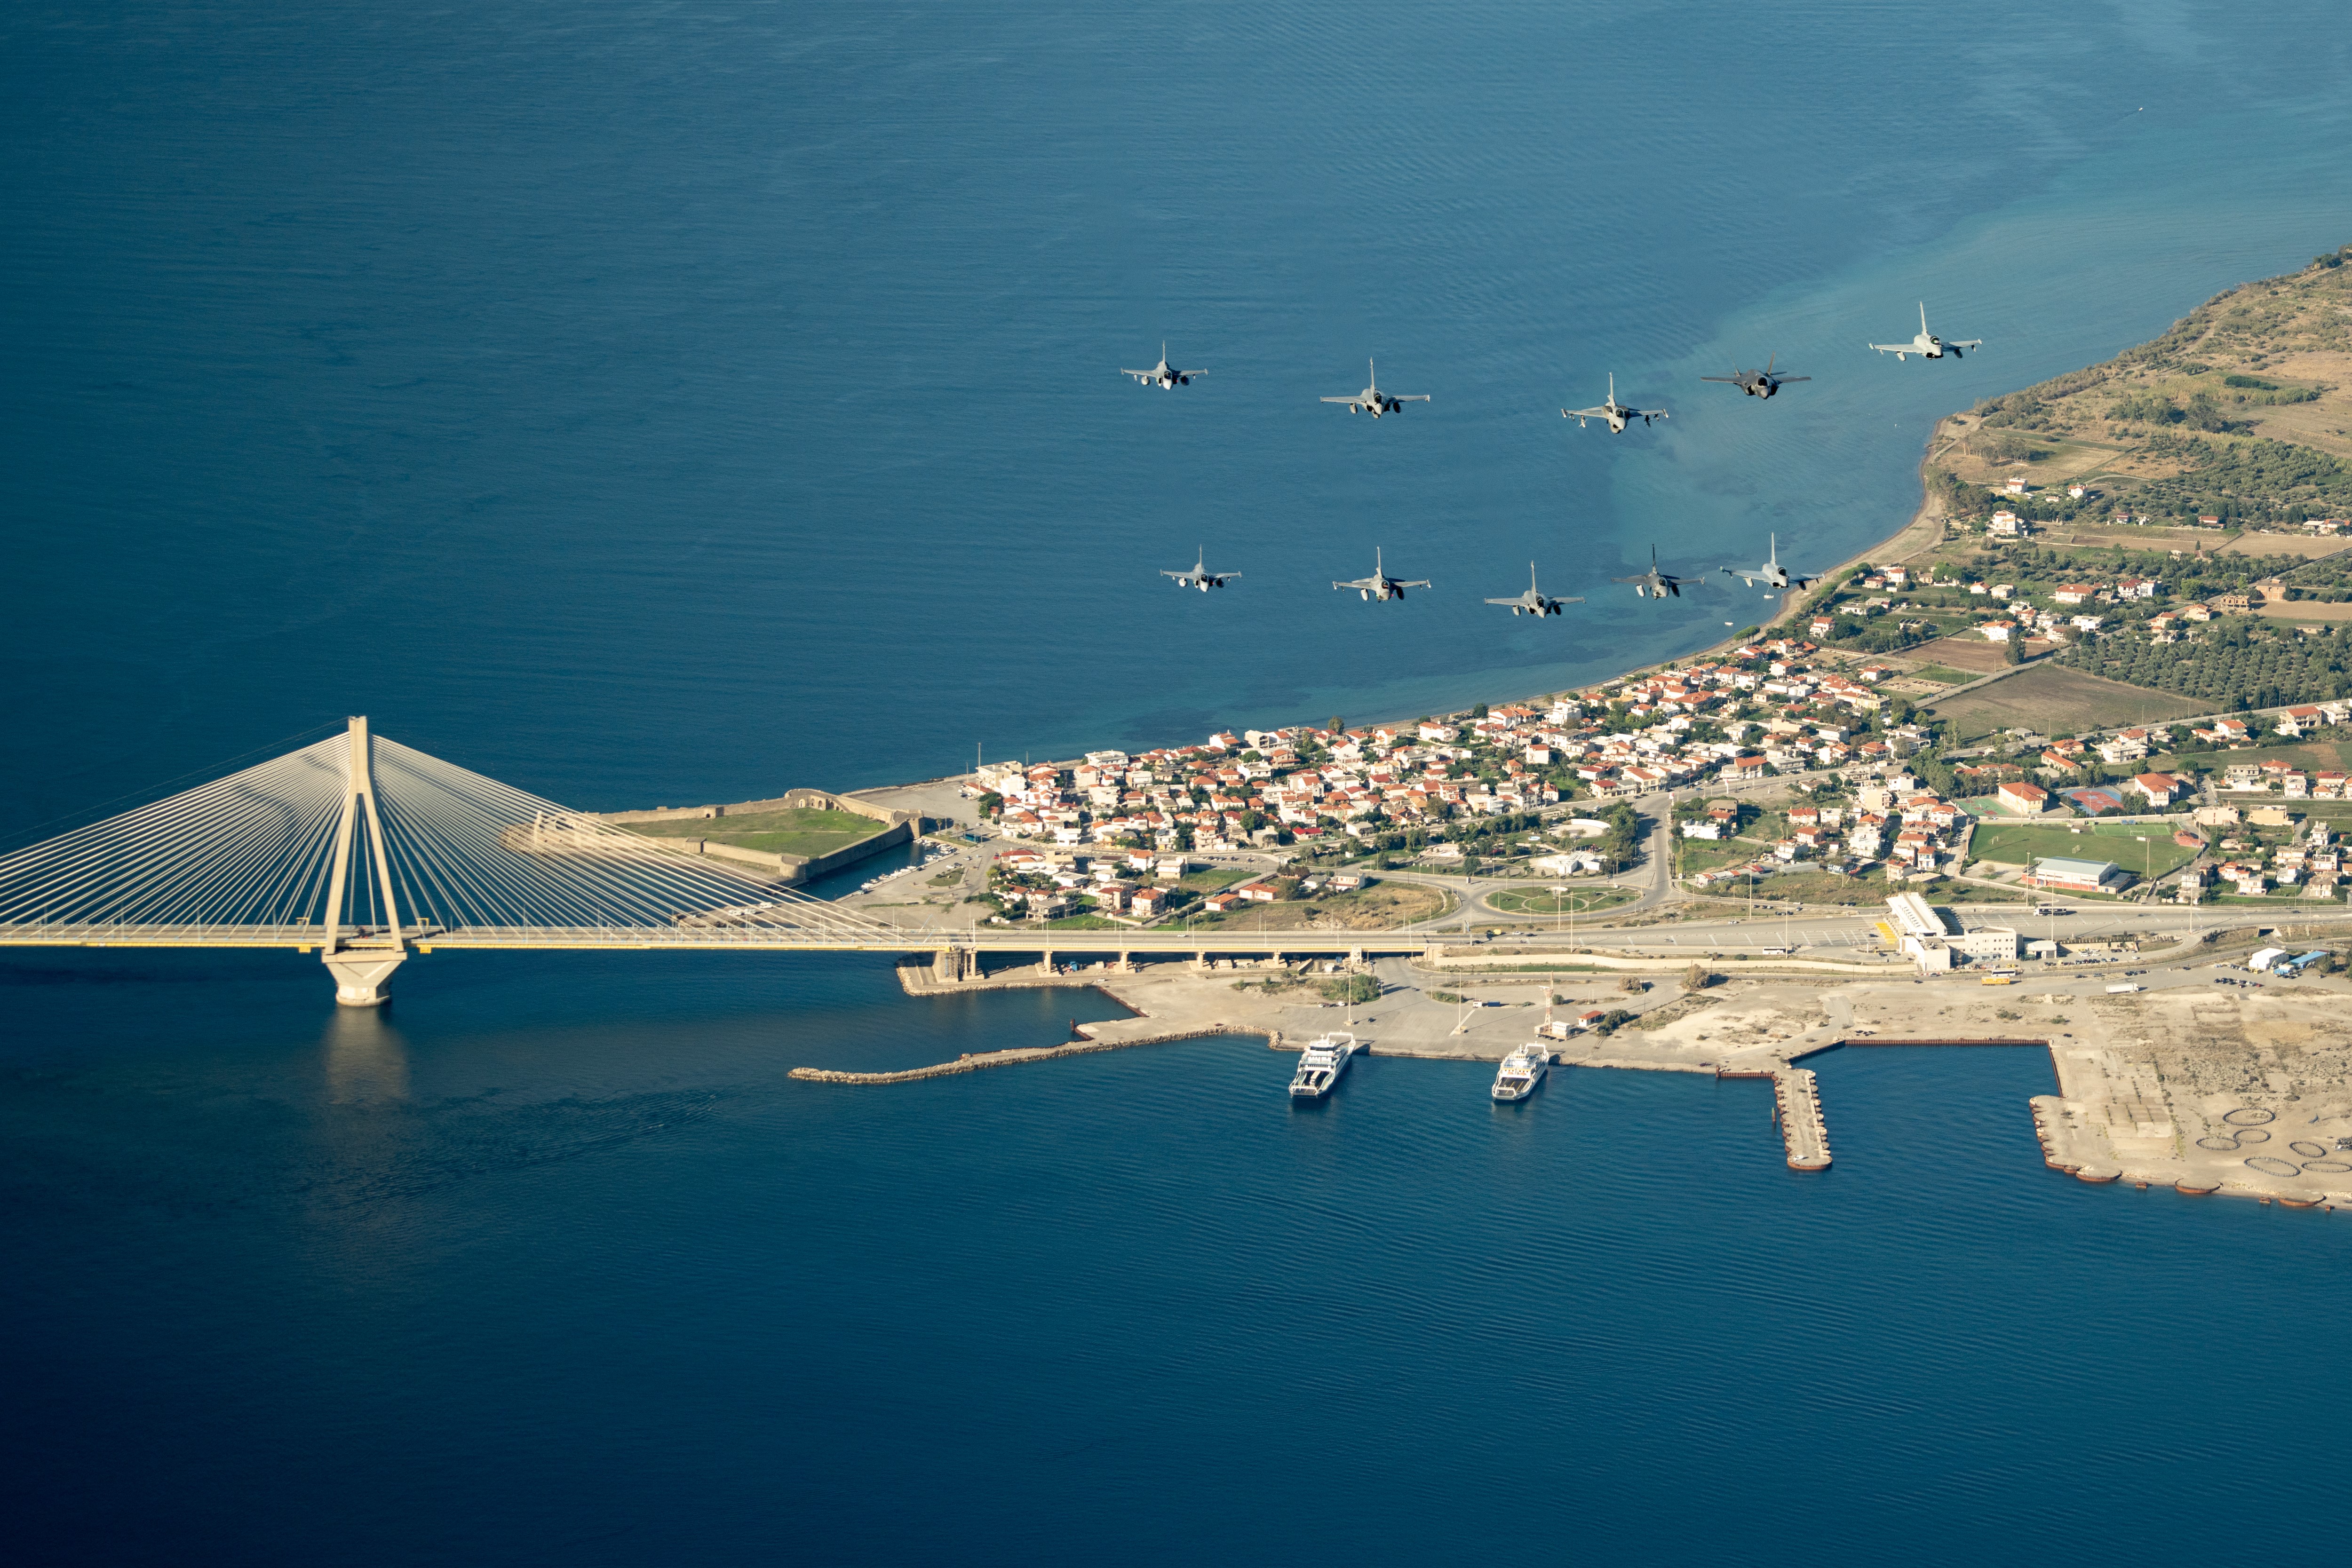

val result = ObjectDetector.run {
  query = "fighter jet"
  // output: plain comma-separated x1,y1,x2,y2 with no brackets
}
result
1700,355,1810,398
1870,303,1983,361
1485,563,1583,618
1321,359,1430,418
1122,344,1206,388
1161,548,1240,592
1613,545,1691,599
1563,374,1667,432
1333,547,1430,602
1721,533,1818,592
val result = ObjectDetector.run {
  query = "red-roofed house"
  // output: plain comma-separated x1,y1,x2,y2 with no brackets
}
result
1997,780,2050,815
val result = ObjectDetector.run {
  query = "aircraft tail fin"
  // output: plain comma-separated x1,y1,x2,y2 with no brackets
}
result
1919,301,1929,334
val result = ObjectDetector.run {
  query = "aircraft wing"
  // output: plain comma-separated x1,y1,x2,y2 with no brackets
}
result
1484,595,1529,607
1776,376,1812,384
1332,576,1375,590
1211,571,1240,582
1723,568,1766,586
1699,375,1744,384
1949,339,1983,350
1788,573,1818,589
1121,370,1149,380
1610,572,1649,584
1867,342,1907,354
1395,578,1432,588
1160,569,1196,581
1392,394,1431,403
1565,405,1608,419
1180,369,1208,378
1637,408,1669,420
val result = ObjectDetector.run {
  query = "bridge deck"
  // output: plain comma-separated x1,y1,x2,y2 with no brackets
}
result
0,924,1440,954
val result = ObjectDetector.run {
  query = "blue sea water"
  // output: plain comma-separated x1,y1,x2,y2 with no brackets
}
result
6,1,2352,1560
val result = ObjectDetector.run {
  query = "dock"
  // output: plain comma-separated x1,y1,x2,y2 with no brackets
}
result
1718,1063,1831,1170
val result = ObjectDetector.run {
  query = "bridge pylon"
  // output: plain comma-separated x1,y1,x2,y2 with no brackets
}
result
320,716,408,1006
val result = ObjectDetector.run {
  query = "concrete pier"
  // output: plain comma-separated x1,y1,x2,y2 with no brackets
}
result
1719,1063,1831,1169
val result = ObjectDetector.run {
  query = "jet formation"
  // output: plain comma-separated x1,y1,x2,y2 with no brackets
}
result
1161,548,1240,591
1127,308,1984,613
1722,533,1818,592
1332,547,1430,602
1486,564,1582,617
1870,302,1983,361
1562,373,1667,432
1700,356,1808,398
1321,359,1430,418
1122,345,1206,388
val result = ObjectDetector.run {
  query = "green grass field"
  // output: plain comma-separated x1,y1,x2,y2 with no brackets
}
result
1177,865,1256,891
626,807,886,859
1486,886,1636,916
1969,821,2198,879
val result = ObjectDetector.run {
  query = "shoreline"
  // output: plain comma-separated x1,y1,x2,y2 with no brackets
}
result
781,959,2352,1212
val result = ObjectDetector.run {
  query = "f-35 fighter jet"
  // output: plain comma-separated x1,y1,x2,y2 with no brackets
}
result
1613,545,1691,599
1322,359,1430,418
1722,533,1818,592
1485,563,1583,617
1563,373,1668,432
1333,547,1431,601
1122,344,1206,388
1161,548,1240,591
1871,303,1983,361
1700,355,1810,398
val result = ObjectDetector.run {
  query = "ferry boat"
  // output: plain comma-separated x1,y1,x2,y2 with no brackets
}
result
1491,1042,1549,1101
1288,1032,1361,1099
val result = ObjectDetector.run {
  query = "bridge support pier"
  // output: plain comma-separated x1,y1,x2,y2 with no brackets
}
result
1115,950,1133,974
1039,949,1055,976
319,718,412,1009
324,950,405,1007
932,945,975,983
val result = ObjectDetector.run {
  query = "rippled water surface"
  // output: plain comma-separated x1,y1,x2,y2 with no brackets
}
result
6,1,2352,1560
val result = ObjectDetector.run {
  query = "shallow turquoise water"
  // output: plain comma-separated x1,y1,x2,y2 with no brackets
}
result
6,1,2352,1559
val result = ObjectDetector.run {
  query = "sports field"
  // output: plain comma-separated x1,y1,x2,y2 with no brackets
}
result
1969,822,2198,880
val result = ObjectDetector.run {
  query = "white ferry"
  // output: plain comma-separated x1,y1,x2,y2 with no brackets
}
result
1491,1042,1549,1101
1288,1032,1361,1099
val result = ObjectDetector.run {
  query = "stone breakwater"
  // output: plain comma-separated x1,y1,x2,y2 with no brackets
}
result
787,1024,1264,1085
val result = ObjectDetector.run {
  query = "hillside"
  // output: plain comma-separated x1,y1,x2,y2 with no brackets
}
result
1930,244,2352,526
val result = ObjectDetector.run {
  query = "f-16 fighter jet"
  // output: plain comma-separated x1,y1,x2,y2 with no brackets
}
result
1614,545,1691,599
1485,563,1583,617
1722,533,1819,592
1333,547,1431,601
1122,344,1206,388
1564,373,1667,432
1161,548,1240,591
1870,303,1983,361
1322,359,1430,418
1700,355,1810,398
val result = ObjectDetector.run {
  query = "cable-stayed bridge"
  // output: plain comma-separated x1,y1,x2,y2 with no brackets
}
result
0,718,1422,1005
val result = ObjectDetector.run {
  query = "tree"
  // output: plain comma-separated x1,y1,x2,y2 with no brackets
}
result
1471,702,1489,719
2002,638,2023,666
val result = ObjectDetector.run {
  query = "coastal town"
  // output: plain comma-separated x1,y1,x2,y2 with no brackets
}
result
952,610,2352,933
